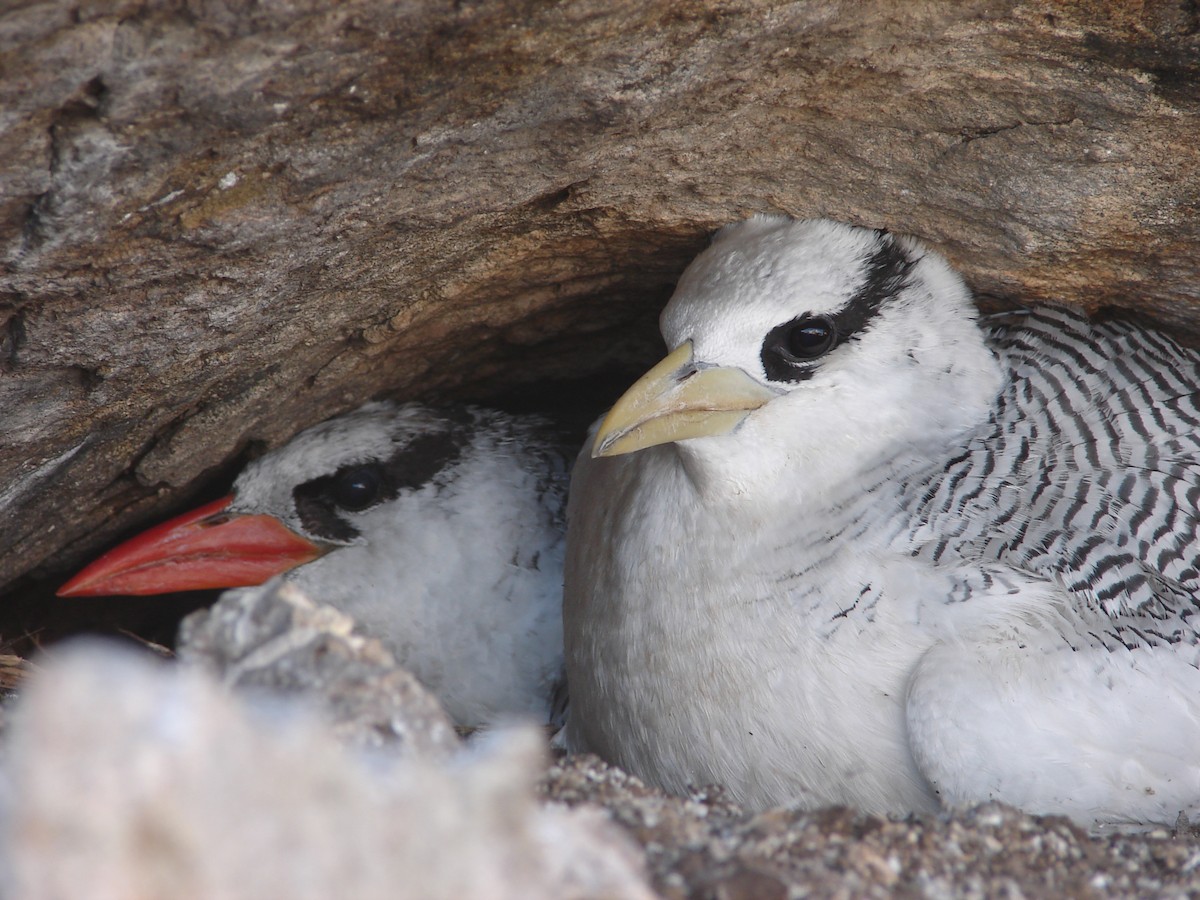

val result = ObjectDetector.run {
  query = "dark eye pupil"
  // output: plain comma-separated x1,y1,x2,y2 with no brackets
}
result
787,323,831,357
761,314,838,383
784,317,835,360
332,466,382,511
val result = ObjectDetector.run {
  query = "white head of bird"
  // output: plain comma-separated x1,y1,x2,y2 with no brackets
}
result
61,402,569,729
592,215,1003,506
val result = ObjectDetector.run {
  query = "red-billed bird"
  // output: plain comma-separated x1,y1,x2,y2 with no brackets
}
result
61,402,570,728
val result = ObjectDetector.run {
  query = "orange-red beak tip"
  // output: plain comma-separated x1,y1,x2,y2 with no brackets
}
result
57,495,324,598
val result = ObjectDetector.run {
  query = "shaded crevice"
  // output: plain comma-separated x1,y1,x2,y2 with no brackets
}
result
60,75,109,121
1185,0,1200,36
1081,31,1200,106
123,406,206,487
524,180,590,214
0,309,26,373
14,197,48,266
68,365,104,391
956,117,1080,145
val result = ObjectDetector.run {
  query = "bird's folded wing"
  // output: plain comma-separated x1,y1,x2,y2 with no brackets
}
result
904,305,1200,627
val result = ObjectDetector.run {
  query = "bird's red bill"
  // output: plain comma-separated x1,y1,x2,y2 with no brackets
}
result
57,495,324,597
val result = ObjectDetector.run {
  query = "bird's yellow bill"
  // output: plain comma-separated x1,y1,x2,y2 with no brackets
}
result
592,341,778,457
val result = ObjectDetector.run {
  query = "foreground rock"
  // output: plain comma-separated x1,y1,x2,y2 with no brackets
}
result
0,639,653,900
3,583,1200,897
545,755,1200,898
177,580,461,756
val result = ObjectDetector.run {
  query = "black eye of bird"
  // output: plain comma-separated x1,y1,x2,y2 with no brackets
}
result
772,314,830,362
331,465,384,512
782,316,836,361
761,314,839,383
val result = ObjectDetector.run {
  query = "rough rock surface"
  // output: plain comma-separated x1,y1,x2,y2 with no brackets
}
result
543,754,1200,898
4,0,1199,596
0,641,655,900
177,579,461,758
3,591,1200,897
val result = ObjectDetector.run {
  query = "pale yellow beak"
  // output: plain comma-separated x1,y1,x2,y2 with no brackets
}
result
592,341,779,458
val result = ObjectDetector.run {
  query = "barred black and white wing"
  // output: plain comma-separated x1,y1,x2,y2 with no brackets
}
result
907,305,1200,629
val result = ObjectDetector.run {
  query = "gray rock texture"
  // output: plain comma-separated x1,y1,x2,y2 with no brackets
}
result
177,579,462,757
0,640,655,900
3,0,1199,592
543,753,1200,898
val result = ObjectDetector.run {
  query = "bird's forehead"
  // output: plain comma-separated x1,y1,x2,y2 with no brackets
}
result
231,402,441,511
660,218,880,351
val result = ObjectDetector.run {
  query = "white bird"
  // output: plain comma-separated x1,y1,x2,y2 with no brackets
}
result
60,402,571,729
563,214,1200,828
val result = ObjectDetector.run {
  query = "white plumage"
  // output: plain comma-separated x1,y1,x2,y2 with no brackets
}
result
63,402,571,729
563,215,1200,828
236,403,570,727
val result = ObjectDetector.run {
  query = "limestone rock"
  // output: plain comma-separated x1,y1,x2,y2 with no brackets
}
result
178,579,460,758
0,641,654,900
542,752,1200,898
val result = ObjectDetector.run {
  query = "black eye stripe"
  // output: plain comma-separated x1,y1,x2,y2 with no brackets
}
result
293,463,388,543
331,465,385,512
760,233,915,384
781,317,836,359
839,232,916,336
291,427,467,544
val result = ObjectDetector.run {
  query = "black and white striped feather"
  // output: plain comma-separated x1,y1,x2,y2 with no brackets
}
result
904,305,1200,639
